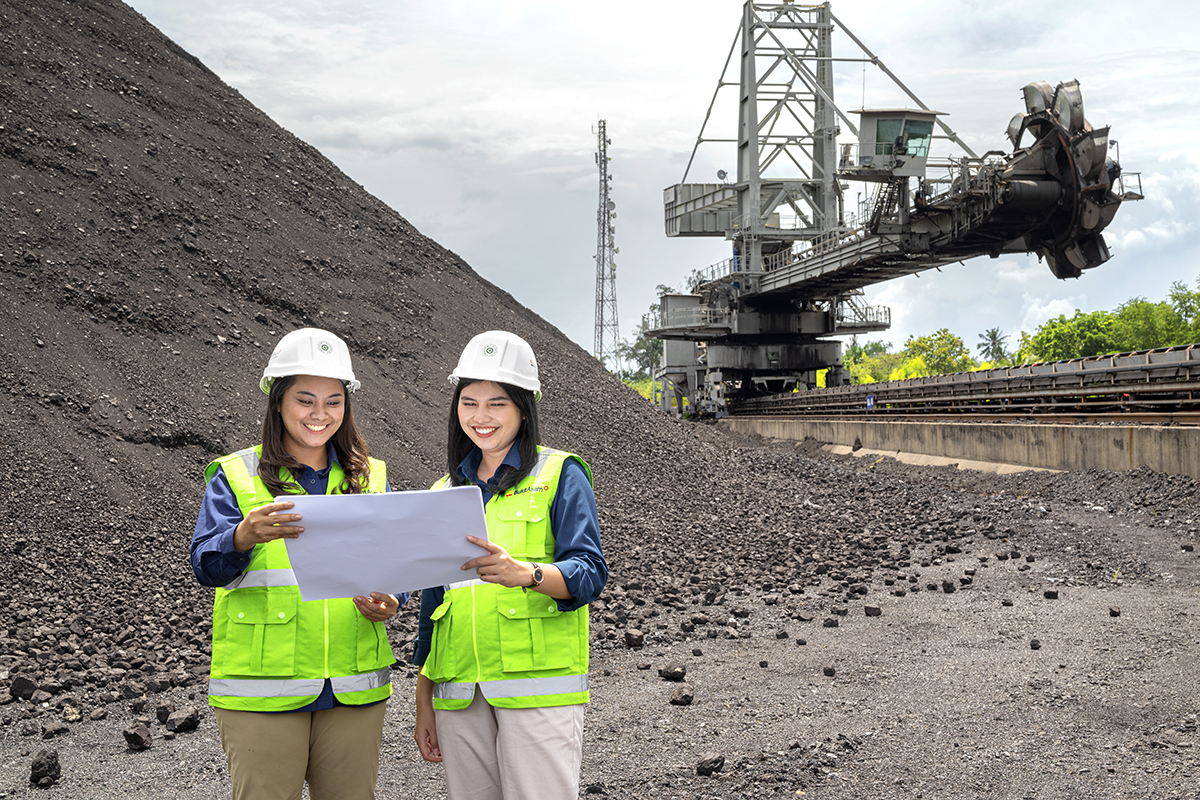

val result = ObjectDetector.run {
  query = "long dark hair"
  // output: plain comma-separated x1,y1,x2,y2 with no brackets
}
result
447,379,540,493
258,375,372,497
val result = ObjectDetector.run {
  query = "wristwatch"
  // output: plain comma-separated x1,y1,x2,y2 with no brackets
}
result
528,563,545,588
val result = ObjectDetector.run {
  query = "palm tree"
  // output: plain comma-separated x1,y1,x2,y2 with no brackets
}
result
977,327,1009,363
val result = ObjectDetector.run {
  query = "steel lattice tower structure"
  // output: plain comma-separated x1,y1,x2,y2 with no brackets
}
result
593,120,621,373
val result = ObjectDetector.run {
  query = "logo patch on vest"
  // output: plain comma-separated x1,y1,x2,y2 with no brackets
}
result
507,485,550,497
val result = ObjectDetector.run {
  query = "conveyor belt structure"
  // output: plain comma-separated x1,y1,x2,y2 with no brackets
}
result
731,345,1200,420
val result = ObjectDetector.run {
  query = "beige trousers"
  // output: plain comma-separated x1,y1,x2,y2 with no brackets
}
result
435,688,585,800
215,703,387,800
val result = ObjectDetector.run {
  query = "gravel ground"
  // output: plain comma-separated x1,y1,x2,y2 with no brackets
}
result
3,448,1198,799
2,2,1198,798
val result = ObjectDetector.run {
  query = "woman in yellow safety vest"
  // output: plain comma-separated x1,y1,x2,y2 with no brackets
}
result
191,328,405,800
413,330,608,799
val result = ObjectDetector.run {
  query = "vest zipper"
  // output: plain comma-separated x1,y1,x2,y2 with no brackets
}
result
323,599,330,679
470,583,482,685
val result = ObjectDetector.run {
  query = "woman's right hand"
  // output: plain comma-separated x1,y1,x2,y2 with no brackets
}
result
232,501,302,553
414,674,442,763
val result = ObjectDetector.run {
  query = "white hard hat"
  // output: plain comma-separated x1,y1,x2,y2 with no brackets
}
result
449,330,541,401
260,328,360,394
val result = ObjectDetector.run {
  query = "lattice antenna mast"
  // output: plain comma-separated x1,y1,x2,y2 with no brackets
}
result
593,119,621,374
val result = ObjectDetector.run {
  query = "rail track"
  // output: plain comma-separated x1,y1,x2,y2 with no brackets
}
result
730,344,1200,424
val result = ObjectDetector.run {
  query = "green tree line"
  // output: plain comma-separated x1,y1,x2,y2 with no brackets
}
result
848,277,1200,383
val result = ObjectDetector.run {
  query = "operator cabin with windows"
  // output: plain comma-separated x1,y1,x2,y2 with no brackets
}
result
841,108,941,181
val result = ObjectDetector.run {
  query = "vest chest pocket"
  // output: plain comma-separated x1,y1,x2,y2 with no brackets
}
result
493,502,550,560
356,614,391,671
223,588,299,676
424,597,454,683
495,589,571,673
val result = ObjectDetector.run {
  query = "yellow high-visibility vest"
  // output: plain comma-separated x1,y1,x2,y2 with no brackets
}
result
204,446,394,711
423,448,593,710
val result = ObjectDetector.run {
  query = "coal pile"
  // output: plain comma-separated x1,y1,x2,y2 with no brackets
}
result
0,0,727,718
3,1,1200,798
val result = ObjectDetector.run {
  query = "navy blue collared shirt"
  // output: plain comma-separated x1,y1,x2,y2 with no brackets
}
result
191,444,407,712
411,439,607,667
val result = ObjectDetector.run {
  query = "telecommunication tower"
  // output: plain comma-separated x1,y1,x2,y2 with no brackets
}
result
593,120,621,373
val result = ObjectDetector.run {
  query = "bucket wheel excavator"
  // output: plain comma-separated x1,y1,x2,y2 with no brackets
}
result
644,1,1142,416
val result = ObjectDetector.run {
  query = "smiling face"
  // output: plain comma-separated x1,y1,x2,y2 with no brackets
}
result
278,374,345,469
457,380,524,474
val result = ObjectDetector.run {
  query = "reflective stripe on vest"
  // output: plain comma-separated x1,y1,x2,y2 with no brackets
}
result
208,677,325,699
209,667,391,700
236,448,259,480
528,449,555,478
223,568,298,590
433,674,589,702
330,667,392,695
445,577,485,591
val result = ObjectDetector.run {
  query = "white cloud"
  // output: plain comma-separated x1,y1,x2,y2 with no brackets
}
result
1114,229,1149,250
1019,294,1084,335
994,258,1045,285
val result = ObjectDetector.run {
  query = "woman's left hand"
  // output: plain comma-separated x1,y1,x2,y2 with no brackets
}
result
352,592,399,622
461,536,534,588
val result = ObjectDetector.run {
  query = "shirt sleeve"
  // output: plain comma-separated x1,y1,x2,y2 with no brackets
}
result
191,468,253,588
411,585,445,667
549,457,608,612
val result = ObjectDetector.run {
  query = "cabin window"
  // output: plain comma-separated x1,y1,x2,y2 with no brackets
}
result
874,118,903,155
902,120,934,157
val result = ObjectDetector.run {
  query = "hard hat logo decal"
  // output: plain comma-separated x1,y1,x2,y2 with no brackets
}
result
448,331,540,400
261,328,360,395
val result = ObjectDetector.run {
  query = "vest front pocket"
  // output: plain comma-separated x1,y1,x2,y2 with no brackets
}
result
356,615,391,671
495,589,572,672
426,598,454,683
223,588,299,676
492,502,550,559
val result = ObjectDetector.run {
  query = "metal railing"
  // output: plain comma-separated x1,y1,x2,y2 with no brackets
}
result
689,259,735,291
1116,171,1143,201
642,306,732,333
838,294,890,328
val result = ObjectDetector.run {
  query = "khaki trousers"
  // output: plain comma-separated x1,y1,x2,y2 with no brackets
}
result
215,703,387,800
435,688,585,800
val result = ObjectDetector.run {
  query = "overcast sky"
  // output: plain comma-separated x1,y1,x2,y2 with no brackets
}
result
128,0,1200,360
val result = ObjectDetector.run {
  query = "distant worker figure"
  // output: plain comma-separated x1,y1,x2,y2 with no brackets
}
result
191,327,405,800
412,330,608,800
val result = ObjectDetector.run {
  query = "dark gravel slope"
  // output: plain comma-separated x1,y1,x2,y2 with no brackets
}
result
0,0,730,737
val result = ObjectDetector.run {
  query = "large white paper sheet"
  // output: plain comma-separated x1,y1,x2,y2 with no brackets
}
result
281,485,488,601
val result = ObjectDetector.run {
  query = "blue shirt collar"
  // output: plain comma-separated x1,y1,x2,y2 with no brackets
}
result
320,442,340,475
455,438,522,486
291,442,339,480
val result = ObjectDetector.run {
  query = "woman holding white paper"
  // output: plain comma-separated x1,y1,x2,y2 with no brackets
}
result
191,327,404,800
412,330,608,800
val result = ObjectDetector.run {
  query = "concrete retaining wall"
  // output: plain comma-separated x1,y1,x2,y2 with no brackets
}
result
722,418,1200,480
